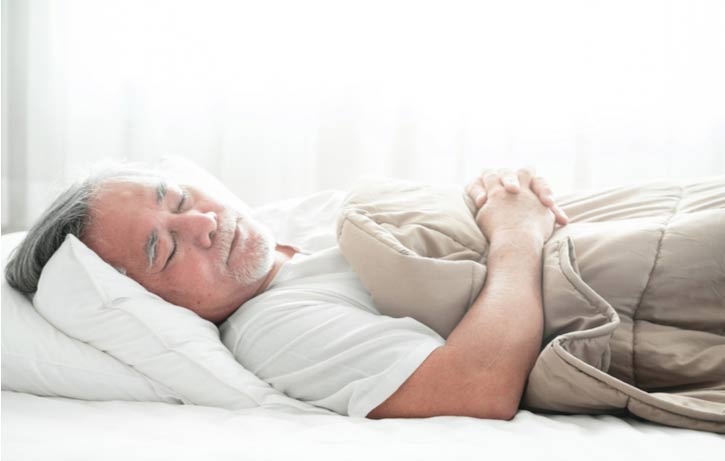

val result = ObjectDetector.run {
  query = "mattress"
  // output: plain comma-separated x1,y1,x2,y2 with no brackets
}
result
2,391,723,460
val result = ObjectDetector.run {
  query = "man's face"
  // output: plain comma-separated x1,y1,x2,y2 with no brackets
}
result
82,177,276,323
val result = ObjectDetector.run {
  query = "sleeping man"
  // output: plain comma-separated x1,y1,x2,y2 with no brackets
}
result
6,166,569,420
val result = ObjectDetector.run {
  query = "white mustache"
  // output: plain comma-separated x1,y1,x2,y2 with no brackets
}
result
214,211,238,265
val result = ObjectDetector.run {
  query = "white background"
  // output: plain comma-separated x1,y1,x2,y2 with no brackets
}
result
3,0,725,231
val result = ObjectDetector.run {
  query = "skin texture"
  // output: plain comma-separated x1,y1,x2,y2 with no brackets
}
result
82,177,296,324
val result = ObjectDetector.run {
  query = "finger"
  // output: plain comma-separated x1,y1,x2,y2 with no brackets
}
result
530,176,555,207
476,189,487,207
482,170,501,194
497,168,520,193
517,166,536,190
551,204,569,226
467,175,487,207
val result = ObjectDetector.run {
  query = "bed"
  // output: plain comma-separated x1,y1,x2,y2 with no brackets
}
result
2,163,724,459
3,390,723,461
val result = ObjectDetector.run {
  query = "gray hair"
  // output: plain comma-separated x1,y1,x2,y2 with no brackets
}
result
4,162,164,294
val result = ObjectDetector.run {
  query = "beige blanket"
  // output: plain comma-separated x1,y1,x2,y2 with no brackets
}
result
335,175,725,433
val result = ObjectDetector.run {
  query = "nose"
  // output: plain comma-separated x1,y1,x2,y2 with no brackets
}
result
174,210,217,248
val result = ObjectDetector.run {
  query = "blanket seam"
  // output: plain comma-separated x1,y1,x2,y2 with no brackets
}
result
552,344,725,425
630,185,685,388
346,213,487,259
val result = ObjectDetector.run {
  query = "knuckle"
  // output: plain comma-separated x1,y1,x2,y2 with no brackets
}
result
533,175,547,184
488,186,508,198
518,167,534,177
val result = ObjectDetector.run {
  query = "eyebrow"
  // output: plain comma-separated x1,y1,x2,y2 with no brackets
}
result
145,181,167,270
155,181,167,205
145,230,159,270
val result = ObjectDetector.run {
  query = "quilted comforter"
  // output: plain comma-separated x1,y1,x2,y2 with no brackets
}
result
335,175,725,433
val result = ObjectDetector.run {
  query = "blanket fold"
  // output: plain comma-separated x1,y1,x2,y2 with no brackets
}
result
336,175,725,433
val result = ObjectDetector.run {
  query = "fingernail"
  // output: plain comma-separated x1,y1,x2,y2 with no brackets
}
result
476,193,485,203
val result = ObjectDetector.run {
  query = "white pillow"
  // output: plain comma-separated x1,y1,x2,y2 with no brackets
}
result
33,233,320,412
1,232,179,402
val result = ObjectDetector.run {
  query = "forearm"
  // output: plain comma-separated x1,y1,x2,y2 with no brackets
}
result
444,231,545,413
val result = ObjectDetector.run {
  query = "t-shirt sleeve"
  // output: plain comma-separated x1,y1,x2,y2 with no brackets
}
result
220,300,445,417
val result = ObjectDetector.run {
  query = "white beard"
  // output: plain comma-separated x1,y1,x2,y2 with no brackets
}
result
230,220,276,286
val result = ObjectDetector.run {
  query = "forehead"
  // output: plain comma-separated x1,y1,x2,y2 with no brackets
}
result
92,178,156,208
94,176,155,197
84,178,162,272
95,175,187,207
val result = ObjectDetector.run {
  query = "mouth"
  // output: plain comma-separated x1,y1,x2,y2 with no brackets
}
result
225,219,240,265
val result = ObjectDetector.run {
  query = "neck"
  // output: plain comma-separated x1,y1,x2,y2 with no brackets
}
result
253,244,296,296
213,244,296,325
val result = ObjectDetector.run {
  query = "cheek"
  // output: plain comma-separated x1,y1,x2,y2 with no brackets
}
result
165,262,220,307
163,282,214,311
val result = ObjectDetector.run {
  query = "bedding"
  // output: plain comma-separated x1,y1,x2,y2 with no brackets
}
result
1,156,342,413
2,391,723,461
1,232,179,402
336,175,725,433
1,197,341,414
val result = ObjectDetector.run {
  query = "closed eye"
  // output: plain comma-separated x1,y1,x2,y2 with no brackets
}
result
177,189,188,212
163,187,188,270
163,231,177,270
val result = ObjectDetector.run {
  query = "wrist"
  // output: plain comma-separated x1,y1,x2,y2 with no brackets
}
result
489,229,545,249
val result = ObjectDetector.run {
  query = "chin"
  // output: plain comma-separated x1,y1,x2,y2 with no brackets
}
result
231,221,276,286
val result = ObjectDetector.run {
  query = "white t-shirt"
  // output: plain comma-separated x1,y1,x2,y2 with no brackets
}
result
219,243,446,417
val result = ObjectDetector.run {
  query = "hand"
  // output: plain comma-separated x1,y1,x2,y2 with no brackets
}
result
465,168,568,226
473,170,557,244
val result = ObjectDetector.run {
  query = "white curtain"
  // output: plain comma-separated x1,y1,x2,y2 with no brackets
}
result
3,0,725,231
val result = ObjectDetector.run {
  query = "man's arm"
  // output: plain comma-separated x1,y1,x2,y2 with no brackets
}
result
366,231,544,420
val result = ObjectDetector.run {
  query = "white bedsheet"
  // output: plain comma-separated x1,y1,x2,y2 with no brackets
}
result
2,391,723,461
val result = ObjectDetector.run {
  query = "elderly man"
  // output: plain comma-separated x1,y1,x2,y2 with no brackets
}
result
6,166,568,420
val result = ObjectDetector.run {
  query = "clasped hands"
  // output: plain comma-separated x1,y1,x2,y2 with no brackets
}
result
464,167,569,227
